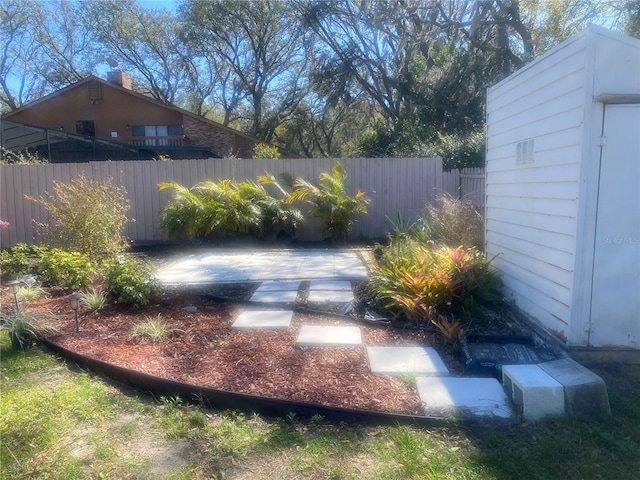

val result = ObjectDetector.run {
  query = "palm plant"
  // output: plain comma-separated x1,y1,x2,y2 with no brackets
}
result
287,162,369,243
256,173,304,240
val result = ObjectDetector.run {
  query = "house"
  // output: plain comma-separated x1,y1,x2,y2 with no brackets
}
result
1,71,283,162
485,25,640,350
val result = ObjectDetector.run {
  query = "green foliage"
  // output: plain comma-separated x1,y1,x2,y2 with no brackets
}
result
80,287,108,313
255,173,304,239
0,146,48,164
30,173,132,259
287,162,369,243
0,243,37,277
38,248,96,290
159,176,303,242
434,130,486,171
372,240,502,326
422,194,485,250
252,143,281,159
102,256,160,308
431,316,466,349
15,282,48,303
0,310,58,350
132,315,166,342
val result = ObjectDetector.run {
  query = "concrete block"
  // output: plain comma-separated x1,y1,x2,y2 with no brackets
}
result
502,364,565,421
538,359,611,418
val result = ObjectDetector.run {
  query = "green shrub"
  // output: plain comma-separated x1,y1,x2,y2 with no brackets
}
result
421,194,484,250
29,172,132,259
252,143,281,159
0,243,38,278
102,256,160,308
287,162,369,243
38,248,96,290
0,146,48,165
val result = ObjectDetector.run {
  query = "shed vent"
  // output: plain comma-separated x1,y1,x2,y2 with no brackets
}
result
88,80,102,101
516,139,534,164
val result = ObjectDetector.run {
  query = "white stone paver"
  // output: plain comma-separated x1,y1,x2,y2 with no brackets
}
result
296,325,362,346
367,346,450,376
231,310,293,330
250,289,299,303
307,289,354,303
156,250,367,285
256,281,301,291
309,280,352,291
416,377,513,419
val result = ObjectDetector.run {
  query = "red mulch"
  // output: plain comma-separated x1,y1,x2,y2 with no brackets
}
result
10,289,465,416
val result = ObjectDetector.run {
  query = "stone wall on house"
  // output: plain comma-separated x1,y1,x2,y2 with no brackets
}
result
183,115,254,158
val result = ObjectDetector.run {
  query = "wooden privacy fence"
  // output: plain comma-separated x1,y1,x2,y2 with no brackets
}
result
0,158,484,248
442,167,486,207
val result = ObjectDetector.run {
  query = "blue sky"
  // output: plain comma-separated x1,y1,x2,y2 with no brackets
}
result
137,0,178,12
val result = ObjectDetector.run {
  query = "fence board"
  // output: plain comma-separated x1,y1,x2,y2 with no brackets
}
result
0,158,485,248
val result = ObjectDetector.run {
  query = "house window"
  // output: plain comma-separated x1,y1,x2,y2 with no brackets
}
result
131,124,181,146
76,120,95,137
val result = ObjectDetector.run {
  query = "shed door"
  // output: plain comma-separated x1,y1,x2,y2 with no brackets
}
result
589,104,640,348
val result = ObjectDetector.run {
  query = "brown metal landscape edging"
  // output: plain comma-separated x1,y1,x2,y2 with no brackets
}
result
41,338,455,427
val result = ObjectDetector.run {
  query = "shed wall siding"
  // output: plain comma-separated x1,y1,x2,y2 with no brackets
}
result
485,36,587,336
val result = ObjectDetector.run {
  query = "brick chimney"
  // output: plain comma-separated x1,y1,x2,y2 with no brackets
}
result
107,69,132,90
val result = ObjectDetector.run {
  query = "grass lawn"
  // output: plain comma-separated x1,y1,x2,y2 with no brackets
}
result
1,333,639,480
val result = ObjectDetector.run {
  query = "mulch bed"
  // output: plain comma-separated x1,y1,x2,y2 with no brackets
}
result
20,289,468,416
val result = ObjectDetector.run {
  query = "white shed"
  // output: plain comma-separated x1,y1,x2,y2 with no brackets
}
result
485,25,640,349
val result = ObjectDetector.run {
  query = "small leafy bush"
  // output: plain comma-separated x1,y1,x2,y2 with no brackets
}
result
38,248,96,290
132,315,166,342
287,162,369,243
252,143,281,159
102,256,160,308
30,172,132,259
421,194,484,250
0,243,39,277
0,146,48,165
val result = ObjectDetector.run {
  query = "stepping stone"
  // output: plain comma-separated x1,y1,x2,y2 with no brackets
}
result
255,281,301,291
296,325,362,346
309,280,352,291
307,282,354,303
231,310,293,330
367,346,450,376
250,290,299,303
307,290,354,303
416,377,513,419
